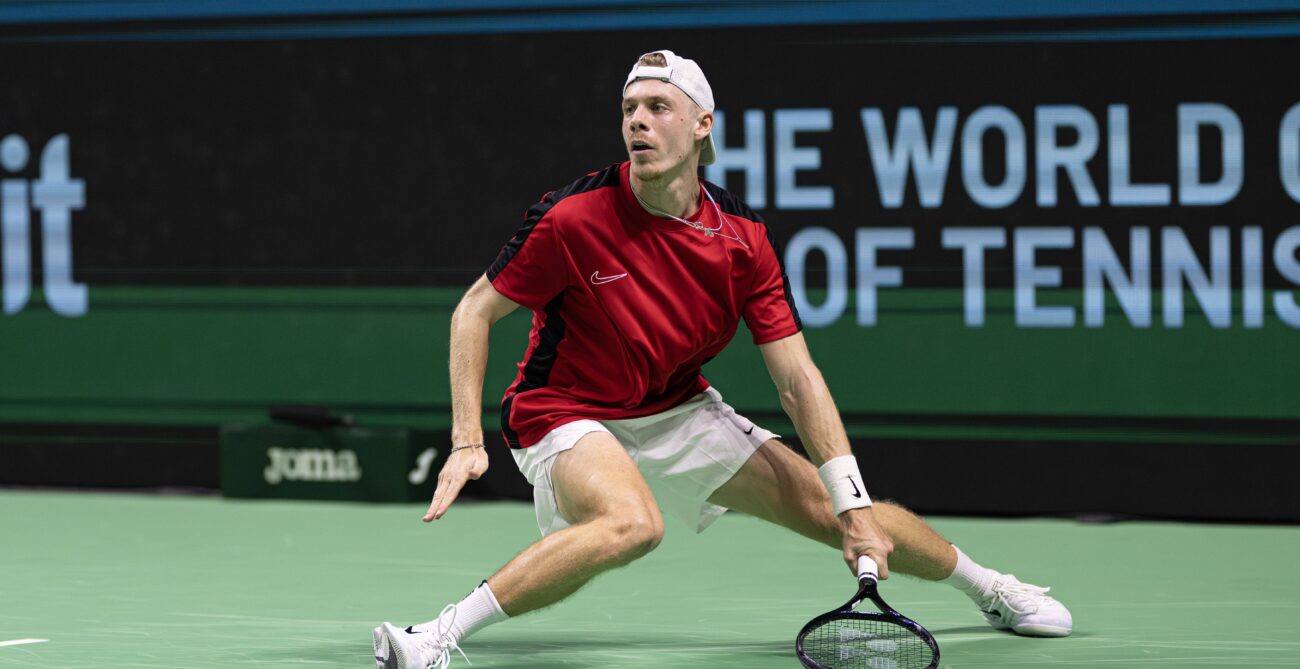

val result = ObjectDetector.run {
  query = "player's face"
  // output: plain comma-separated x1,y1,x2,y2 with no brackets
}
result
621,79,711,182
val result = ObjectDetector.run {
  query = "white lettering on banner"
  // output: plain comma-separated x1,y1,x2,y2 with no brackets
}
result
1036,105,1101,207
1,134,86,317
862,107,958,209
1162,226,1232,328
786,225,1300,329
785,227,847,327
774,109,834,209
855,229,913,326
1273,227,1300,327
1242,227,1264,329
264,447,363,485
1083,227,1152,328
854,103,1251,209
961,106,1026,209
1178,103,1244,206
707,110,767,209
941,228,1006,327
702,103,1299,329
1108,105,1172,206
1280,103,1300,203
1015,227,1076,328
707,108,836,210
709,102,1267,210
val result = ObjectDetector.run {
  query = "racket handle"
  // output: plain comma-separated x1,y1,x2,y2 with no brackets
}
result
856,555,880,583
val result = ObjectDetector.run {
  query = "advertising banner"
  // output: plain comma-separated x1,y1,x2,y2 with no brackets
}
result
1,15,1296,518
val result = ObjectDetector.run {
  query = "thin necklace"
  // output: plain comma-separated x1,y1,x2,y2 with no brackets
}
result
631,181,750,248
631,183,721,234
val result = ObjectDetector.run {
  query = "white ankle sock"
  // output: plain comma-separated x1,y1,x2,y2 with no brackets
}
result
940,546,998,603
424,581,509,644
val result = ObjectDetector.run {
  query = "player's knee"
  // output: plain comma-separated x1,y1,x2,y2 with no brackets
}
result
604,507,664,564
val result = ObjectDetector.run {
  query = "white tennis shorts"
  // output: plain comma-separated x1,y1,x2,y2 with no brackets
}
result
510,387,778,536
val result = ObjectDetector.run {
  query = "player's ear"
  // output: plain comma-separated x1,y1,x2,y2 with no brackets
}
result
695,109,713,142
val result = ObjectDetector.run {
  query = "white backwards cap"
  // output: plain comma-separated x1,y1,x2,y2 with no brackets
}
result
623,49,716,166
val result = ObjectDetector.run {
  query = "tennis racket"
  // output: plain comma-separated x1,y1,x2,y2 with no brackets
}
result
796,556,940,669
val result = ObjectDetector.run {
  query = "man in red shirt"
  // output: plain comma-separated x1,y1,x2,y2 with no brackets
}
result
375,50,1071,669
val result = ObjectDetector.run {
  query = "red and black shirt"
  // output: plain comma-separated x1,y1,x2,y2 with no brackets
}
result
488,161,802,448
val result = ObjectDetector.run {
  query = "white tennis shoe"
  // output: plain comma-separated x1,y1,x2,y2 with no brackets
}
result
373,625,393,669
377,605,470,669
979,574,1073,637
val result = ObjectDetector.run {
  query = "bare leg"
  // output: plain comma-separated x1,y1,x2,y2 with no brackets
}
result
705,440,1075,637
707,439,956,580
486,431,664,616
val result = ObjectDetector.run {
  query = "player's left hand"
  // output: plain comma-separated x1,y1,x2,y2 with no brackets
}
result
839,506,893,579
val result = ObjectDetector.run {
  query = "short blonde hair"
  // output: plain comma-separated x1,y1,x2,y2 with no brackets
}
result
637,52,668,68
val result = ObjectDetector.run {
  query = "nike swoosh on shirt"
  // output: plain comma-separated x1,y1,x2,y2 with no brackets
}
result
590,271,628,285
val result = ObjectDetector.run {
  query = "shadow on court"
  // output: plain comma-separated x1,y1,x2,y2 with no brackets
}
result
201,640,370,667
927,624,998,635
212,637,792,668
931,625,1098,639
459,637,792,668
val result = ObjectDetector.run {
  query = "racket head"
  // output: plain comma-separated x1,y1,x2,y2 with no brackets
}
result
796,610,940,669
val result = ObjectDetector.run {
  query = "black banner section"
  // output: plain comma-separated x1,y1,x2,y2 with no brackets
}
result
9,422,1295,522
4,28,1300,290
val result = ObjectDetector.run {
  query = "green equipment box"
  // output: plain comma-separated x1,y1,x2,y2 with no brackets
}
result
220,423,444,503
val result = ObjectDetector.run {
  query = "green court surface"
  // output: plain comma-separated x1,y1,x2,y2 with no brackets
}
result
3,491,1299,668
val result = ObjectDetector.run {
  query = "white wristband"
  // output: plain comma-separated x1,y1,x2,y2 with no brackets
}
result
818,455,872,516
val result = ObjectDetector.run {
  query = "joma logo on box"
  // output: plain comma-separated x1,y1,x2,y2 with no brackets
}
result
263,447,362,485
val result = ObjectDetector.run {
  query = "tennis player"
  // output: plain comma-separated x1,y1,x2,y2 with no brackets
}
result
375,50,1072,669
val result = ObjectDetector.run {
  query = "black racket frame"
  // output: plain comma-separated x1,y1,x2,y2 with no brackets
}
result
795,577,940,669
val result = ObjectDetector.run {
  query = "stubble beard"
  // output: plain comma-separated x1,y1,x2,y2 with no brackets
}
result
629,149,694,188
630,159,663,184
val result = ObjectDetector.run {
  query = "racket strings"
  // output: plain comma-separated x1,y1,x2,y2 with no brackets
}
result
801,617,936,669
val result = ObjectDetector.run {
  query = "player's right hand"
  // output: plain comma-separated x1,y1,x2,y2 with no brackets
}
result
839,506,893,580
423,445,490,522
